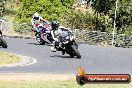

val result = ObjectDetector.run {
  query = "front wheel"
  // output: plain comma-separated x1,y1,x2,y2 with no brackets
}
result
36,37,46,45
71,45,81,59
36,33,45,45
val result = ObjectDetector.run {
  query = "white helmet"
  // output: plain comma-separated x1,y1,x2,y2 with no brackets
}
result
33,12,40,20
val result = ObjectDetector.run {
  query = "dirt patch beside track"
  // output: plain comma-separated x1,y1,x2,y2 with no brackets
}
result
0,73,75,81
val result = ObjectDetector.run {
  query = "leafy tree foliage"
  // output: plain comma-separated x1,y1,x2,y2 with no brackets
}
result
0,0,6,17
90,0,115,15
114,0,132,35
16,0,75,22
4,0,132,35
87,0,132,35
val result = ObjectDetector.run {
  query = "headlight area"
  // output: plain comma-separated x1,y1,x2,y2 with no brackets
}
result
66,36,69,40
70,36,75,41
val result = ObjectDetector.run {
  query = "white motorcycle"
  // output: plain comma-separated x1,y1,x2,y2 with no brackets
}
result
51,28,81,58
36,22,53,45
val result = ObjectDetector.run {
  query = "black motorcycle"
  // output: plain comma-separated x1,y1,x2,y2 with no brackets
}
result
53,28,81,58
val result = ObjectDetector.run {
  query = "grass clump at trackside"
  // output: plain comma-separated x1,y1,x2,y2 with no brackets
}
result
0,80,131,88
0,52,21,65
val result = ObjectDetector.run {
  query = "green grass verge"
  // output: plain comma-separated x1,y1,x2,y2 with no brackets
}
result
0,52,21,65
0,80,131,88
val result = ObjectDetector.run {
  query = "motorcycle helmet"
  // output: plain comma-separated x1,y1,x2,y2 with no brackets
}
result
51,20,59,30
33,12,40,20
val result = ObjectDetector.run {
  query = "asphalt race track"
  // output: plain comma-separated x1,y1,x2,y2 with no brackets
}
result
0,37,132,74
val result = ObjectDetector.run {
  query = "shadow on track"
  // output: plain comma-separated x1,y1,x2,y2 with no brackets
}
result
28,43,41,45
50,55,76,59
28,43,52,46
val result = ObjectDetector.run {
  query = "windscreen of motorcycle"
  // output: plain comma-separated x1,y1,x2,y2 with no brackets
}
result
61,31,69,38
43,21,52,31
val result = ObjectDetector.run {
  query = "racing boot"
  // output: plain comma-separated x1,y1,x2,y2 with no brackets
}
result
51,47,56,52
51,41,56,52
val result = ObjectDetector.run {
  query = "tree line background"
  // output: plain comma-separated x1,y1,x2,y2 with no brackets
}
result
1,0,132,35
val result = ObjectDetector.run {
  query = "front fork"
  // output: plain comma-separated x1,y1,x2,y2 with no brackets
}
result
47,33,54,43
72,40,78,49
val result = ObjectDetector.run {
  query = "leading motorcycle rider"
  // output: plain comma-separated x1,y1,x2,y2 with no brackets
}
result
50,20,65,52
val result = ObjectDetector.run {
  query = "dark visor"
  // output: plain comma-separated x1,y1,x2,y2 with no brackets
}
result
34,17,39,20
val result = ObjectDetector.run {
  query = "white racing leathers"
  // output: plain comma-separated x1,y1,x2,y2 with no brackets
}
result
50,28,63,52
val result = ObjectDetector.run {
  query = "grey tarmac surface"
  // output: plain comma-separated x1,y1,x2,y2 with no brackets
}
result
0,37,132,74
